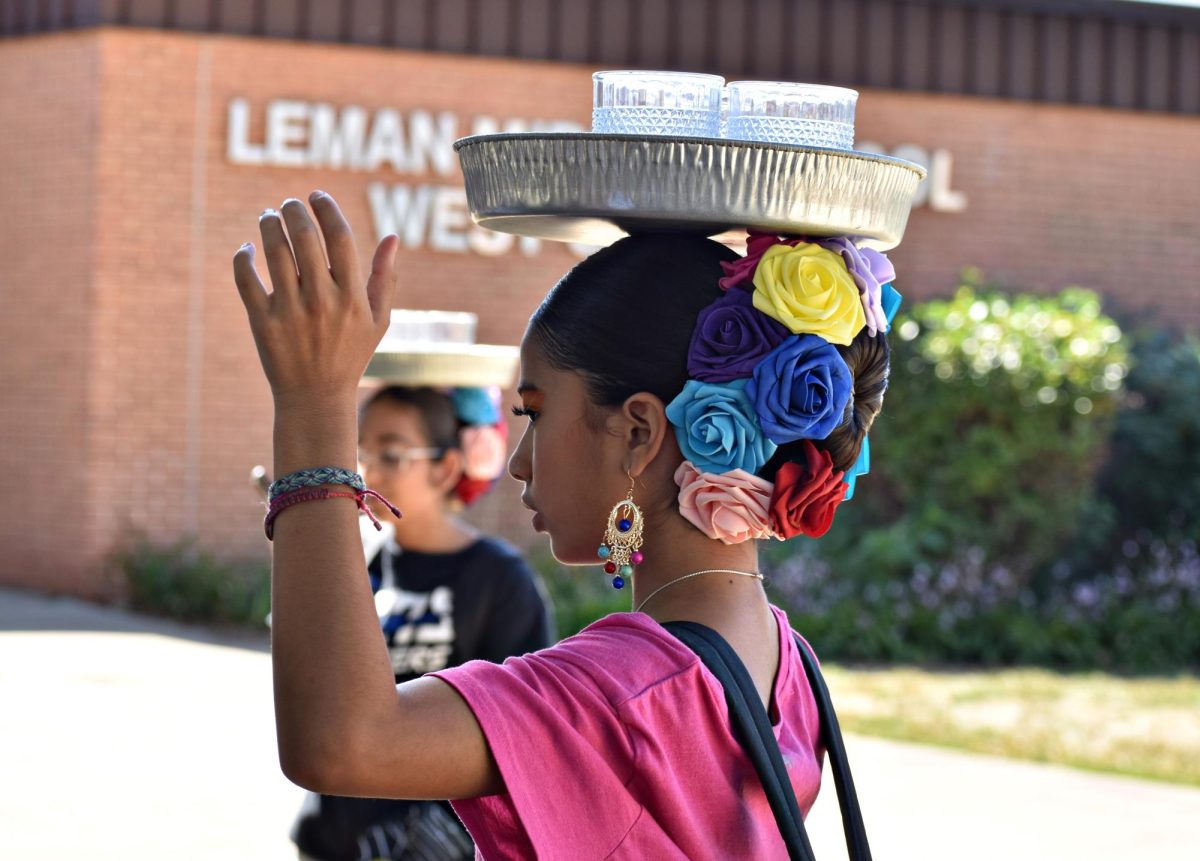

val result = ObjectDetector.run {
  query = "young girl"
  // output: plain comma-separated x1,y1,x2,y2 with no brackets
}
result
238,191,891,859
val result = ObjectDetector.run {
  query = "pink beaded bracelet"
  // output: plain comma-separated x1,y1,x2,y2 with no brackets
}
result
264,485,402,540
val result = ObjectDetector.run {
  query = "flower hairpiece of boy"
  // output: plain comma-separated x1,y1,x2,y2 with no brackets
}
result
453,387,509,506
667,231,903,543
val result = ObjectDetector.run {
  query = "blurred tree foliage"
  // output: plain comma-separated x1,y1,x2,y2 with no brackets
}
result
837,276,1127,587
760,273,1199,672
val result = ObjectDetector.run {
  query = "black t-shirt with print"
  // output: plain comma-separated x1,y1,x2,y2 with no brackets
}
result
369,535,552,681
292,536,553,861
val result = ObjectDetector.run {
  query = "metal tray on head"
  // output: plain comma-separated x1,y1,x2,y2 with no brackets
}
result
454,133,927,251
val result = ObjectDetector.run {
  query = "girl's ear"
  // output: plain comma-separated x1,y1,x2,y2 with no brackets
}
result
612,392,671,479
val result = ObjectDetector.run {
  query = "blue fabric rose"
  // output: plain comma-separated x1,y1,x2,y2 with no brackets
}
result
665,379,777,475
452,387,499,426
746,335,853,444
686,288,790,383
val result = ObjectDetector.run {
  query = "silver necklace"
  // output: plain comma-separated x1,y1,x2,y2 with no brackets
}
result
634,568,764,614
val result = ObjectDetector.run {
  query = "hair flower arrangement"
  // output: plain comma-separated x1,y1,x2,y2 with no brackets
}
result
746,334,853,444
452,386,501,426
687,288,790,382
665,379,777,475
667,231,902,543
460,425,508,480
450,386,507,507
768,441,847,539
718,230,796,292
816,237,896,337
751,242,866,346
674,461,778,544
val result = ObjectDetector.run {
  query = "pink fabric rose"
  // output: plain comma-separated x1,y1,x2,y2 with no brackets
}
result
461,425,507,480
674,461,778,544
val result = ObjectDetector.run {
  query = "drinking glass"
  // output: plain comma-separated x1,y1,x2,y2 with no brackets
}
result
724,81,858,148
592,70,725,137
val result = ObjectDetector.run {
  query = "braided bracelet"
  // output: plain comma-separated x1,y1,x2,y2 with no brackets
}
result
264,486,402,540
268,466,366,502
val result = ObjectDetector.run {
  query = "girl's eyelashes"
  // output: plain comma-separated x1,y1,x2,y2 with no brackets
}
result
511,405,539,422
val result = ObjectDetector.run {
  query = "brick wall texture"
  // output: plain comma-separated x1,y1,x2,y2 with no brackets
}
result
1,28,1197,598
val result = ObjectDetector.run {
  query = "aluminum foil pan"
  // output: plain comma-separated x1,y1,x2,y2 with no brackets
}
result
364,345,520,388
454,133,926,251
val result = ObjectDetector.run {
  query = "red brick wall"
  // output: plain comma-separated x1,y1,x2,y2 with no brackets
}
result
861,90,1200,323
0,32,105,595
1,27,1196,598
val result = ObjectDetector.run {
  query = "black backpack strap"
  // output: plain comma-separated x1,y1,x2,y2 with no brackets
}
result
663,620,814,861
663,621,873,861
791,633,873,861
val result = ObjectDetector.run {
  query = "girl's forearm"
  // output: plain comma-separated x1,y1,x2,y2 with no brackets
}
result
268,398,398,783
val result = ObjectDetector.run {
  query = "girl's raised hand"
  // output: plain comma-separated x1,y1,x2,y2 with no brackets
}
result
233,191,399,406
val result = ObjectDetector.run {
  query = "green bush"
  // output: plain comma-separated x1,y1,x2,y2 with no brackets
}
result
759,275,1200,673
1096,329,1200,546
842,276,1127,587
115,536,271,627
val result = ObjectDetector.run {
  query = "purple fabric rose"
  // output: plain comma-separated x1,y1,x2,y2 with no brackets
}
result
818,237,895,337
746,334,853,444
687,289,791,383
665,379,777,475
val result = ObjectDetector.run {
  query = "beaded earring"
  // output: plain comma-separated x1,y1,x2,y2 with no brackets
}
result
597,474,645,589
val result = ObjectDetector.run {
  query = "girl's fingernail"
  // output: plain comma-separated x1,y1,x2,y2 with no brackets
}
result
310,189,327,200
260,208,276,219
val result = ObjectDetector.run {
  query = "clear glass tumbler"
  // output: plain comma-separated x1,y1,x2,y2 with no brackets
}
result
724,81,858,148
592,70,725,137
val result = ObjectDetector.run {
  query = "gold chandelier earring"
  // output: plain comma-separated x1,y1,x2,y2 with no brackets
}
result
597,473,645,589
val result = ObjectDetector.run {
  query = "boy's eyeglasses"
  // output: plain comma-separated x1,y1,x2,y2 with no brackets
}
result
357,446,446,473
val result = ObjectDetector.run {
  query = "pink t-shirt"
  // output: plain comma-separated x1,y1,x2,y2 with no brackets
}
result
430,605,824,860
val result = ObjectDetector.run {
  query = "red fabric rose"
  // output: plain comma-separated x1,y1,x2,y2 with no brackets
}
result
768,441,848,539
718,231,804,291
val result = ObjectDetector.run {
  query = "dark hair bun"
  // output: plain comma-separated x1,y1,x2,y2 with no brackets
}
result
761,327,890,478
818,329,890,474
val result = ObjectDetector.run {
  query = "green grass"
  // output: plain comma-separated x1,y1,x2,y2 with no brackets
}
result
823,664,1200,787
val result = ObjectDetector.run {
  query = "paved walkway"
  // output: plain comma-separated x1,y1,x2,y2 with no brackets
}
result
2,586,1197,860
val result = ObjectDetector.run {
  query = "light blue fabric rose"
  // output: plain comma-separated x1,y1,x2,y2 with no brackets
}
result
881,283,903,328
665,379,777,475
746,335,853,444
843,436,869,500
451,387,500,426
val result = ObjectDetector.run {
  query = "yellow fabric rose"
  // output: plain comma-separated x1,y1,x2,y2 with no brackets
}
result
751,242,867,346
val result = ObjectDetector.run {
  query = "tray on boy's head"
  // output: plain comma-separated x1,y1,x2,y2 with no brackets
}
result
363,344,520,388
454,133,927,251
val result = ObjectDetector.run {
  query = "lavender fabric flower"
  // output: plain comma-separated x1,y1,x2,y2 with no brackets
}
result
686,288,790,382
746,334,853,444
818,237,895,336
665,379,777,475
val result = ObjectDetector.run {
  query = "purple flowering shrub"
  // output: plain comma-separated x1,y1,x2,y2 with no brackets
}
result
765,537,1200,671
